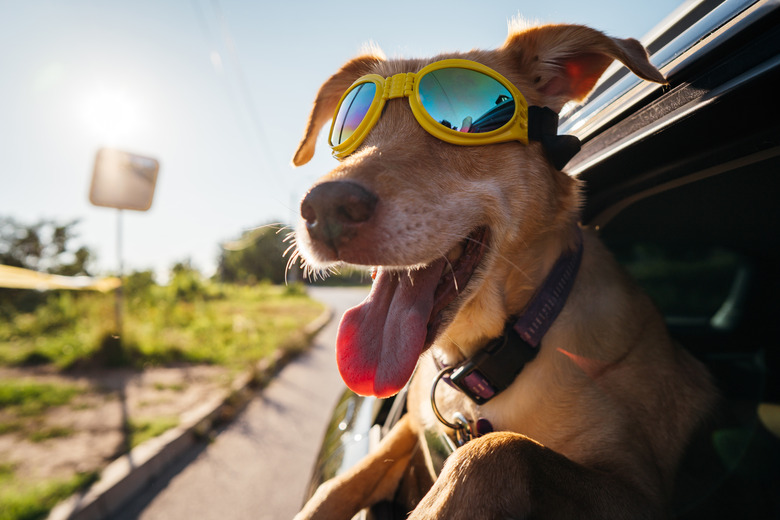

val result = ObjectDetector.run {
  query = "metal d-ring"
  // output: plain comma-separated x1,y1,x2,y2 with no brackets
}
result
431,367,477,446
431,366,472,431
431,366,459,429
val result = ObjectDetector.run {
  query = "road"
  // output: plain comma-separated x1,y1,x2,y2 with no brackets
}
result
116,286,369,520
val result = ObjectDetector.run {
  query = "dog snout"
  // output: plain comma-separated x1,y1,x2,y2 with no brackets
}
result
300,180,378,251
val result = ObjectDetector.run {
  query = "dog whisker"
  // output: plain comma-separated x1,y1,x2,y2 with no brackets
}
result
438,248,460,293
283,242,298,258
435,229,534,285
440,330,469,361
282,230,296,243
274,225,291,236
284,250,300,285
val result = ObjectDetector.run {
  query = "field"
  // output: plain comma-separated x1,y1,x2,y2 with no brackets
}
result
0,278,324,520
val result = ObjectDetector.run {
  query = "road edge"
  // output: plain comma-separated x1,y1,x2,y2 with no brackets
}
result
46,305,333,520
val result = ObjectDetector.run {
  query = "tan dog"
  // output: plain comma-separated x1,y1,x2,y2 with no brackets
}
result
291,21,716,520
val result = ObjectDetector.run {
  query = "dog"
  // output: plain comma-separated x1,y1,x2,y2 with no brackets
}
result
290,20,716,520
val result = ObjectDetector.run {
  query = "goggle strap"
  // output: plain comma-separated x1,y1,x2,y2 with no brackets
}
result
527,106,581,170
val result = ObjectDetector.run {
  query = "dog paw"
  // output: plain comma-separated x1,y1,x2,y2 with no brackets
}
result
293,479,351,520
407,433,532,520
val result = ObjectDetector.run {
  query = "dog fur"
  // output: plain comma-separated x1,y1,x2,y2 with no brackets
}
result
291,21,716,520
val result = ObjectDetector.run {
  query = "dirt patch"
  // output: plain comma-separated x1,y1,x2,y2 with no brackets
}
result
0,365,232,483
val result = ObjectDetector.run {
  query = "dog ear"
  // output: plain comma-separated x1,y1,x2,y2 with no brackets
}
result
503,24,666,112
292,55,384,166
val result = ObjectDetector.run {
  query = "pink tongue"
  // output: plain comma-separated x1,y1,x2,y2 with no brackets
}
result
336,260,445,398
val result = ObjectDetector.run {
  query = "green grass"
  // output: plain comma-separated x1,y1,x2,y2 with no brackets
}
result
0,279,325,520
0,380,82,446
152,382,186,392
0,422,23,436
0,281,324,370
0,465,14,482
127,416,179,449
0,469,98,520
0,380,82,416
27,426,75,443
123,283,324,368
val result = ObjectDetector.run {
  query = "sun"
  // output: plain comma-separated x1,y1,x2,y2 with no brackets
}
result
80,85,142,144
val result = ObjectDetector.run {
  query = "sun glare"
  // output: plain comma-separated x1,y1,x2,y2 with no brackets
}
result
81,86,142,144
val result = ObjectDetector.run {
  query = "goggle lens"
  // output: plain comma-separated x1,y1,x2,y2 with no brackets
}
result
418,68,514,134
331,82,377,146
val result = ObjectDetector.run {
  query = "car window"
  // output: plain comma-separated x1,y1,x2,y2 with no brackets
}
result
607,241,745,324
596,157,780,518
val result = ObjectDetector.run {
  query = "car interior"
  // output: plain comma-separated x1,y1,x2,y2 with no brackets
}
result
575,7,780,512
595,148,780,517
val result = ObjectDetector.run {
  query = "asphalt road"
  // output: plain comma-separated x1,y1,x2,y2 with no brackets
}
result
116,286,369,520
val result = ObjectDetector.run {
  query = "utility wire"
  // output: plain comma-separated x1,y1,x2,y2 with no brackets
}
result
190,0,279,174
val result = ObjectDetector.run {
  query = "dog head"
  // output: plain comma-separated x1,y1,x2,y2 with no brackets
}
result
291,23,665,398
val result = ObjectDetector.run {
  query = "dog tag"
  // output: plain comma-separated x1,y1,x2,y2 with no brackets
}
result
452,412,475,446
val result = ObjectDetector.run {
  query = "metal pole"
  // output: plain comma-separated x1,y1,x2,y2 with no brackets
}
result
115,208,124,341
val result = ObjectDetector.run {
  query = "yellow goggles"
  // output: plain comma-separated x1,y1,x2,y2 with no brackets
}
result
328,59,530,159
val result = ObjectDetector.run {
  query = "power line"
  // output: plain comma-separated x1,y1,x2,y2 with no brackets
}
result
190,0,279,174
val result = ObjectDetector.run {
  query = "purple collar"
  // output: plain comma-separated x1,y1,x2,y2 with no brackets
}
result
441,229,584,405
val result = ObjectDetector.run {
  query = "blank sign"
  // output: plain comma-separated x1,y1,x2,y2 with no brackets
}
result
89,148,159,211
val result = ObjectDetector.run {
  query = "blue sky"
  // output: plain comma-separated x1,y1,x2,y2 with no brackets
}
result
0,0,683,280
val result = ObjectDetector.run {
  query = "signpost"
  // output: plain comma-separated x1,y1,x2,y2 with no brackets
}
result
89,148,159,341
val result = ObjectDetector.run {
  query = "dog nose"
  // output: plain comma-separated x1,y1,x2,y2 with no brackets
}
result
300,181,378,249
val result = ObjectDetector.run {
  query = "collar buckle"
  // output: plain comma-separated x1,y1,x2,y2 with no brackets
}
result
449,323,539,405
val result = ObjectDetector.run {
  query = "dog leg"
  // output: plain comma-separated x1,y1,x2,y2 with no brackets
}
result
294,414,418,520
408,432,664,520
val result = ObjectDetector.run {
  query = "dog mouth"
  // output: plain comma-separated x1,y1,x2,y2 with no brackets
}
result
428,226,490,344
336,227,490,398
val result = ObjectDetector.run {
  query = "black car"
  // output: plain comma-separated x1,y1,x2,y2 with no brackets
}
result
303,1,780,517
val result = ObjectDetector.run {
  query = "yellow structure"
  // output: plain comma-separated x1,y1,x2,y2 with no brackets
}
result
0,265,121,292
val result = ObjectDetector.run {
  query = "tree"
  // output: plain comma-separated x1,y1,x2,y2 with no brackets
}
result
0,217,94,313
169,259,207,301
0,217,92,275
217,224,289,285
217,223,371,286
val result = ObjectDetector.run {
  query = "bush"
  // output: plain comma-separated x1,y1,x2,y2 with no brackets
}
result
123,270,156,306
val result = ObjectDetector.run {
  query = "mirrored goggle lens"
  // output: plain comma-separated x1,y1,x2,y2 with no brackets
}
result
331,82,377,146
418,68,514,134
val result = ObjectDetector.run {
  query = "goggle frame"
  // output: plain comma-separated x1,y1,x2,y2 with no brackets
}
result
328,59,530,159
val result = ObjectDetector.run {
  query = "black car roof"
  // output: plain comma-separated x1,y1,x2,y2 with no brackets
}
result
556,0,780,233
559,0,769,143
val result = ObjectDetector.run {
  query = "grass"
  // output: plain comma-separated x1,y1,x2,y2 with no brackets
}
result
0,281,324,370
0,422,23,436
0,279,325,520
0,379,81,445
0,380,82,416
127,416,180,449
27,426,75,443
0,469,98,520
153,382,186,392
122,284,323,367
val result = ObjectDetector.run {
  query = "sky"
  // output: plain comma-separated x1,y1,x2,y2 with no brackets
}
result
0,0,684,281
